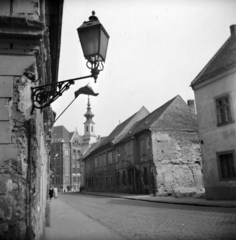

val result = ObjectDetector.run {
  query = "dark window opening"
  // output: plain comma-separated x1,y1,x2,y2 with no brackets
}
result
117,172,120,186
143,167,149,184
217,151,236,180
122,171,126,185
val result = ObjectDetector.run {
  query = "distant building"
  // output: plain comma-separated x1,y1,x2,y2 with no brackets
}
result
191,25,236,200
83,106,150,193
84,96,203,196
50,97,102,191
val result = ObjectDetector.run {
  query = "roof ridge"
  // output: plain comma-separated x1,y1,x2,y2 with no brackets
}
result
115,96,179,144
191,34,236,86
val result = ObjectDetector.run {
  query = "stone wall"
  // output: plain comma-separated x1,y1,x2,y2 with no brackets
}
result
0,55,49,239
152,131,204,196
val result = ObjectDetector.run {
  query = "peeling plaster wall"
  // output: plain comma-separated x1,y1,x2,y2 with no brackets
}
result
152,131,203,196
0,24,49,240
0,0,62,238
0,63,48,239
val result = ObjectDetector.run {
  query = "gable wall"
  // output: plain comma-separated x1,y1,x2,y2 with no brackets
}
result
152,130,203,196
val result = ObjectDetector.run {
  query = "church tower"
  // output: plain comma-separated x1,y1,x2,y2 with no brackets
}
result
83,96,97,144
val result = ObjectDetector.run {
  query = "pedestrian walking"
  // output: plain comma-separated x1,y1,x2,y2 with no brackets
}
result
54,186,58,199
49,186,54,200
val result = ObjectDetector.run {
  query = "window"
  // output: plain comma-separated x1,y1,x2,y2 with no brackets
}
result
94,157,98,168
216,95,233,126
108,152,113,164
143,167,149,184
65,149,69,156
122,171,126,185
217,151,236,180
73,176,77,183
86,126,89,132
96,177,99,186
91,126,93,132
116,149,120,163
110,176,113,186
126,143,132,156
99,155,102,167
105,177,108,186
103,153,106,166
117,172,120,186
140,137,146,157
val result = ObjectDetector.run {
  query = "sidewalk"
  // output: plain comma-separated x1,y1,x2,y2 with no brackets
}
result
80,191,236,208
45,198,123,240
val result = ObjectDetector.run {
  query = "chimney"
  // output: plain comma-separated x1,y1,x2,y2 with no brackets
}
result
230,25,236,36
187,100,196,114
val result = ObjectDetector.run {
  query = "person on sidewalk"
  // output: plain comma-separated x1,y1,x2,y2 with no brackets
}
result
54,186,58,199
49,186,54,201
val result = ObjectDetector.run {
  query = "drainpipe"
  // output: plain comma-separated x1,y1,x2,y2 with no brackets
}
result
26,119,32,240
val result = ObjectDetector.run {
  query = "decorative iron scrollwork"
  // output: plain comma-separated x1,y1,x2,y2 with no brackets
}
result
31,58,104,112
31,75,93,112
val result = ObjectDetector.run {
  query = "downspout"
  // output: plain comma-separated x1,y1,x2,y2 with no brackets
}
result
27,119,32,240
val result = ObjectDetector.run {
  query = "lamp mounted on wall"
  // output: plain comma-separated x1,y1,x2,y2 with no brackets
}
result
31,11,109,112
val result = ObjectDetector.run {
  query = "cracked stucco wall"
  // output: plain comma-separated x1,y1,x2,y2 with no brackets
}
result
152,131,204,196
0,55,48,240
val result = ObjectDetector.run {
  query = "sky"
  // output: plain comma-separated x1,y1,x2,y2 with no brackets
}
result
52,0,236,137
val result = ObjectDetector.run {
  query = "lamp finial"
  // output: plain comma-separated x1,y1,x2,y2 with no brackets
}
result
89,11,98,21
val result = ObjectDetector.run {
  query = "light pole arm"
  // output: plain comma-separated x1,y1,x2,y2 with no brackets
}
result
31,74,93,112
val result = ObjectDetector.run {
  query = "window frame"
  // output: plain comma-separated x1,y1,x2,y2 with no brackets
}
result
217,150,236,181
215,93,234,127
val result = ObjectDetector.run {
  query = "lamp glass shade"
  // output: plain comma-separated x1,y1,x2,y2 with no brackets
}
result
78,19,109,62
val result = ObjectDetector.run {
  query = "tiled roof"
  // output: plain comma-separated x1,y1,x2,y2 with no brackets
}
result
97,113,137,148
52,125,70,142
191,32,236,86
69,132,74,140
97,106,149,149
116,96,177,143
83,142,101,158
83,136,107,158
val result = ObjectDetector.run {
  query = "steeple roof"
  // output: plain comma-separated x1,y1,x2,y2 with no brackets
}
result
84,96,95,124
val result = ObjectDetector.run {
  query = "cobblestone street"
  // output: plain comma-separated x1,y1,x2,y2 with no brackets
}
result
57,193,236,240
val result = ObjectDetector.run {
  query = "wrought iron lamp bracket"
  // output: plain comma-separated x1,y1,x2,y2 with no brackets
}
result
31,74,93,113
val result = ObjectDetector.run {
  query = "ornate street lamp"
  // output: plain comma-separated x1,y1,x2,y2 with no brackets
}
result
31,11,109,112
78,11,109,82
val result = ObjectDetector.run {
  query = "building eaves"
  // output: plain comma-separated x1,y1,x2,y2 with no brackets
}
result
97,112,137,149
191,33,236,87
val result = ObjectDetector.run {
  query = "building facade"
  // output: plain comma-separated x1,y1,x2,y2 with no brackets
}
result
84,96,204,196
0,0,63,239
50,97,102,191
84,106,150,193
191,25,236,200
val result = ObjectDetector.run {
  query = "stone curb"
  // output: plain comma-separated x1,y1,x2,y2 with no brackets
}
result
77,191,236,208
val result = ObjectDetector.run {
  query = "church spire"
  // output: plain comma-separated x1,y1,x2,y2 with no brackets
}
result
84,96,94,120
83,96,96,142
